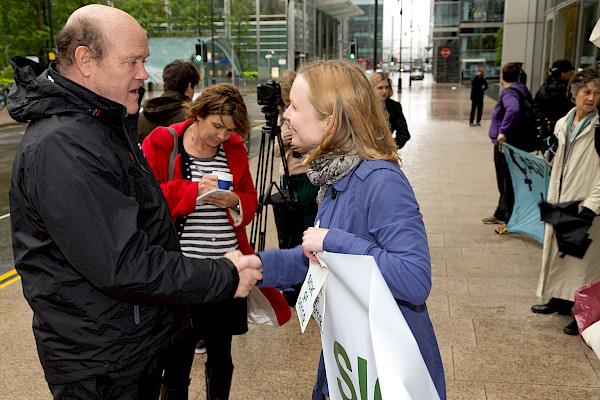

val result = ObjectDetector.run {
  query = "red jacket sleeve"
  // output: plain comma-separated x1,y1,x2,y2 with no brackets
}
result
142,124,198,218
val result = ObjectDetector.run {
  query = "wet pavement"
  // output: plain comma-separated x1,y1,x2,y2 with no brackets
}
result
1,73,599,399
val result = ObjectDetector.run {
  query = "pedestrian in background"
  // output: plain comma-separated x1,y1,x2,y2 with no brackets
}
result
369,71,411,149
273,70,319,305
237,60,445,400
138,60,200,142
534,59,575,134
469,67,488,126
482,63,528,231
143,83,257,399
7,5,261,399
533,68,600,336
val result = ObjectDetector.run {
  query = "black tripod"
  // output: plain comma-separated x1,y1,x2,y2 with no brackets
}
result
249,101,301,252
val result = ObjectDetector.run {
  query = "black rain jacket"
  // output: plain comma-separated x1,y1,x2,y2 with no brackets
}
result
7,57,239,385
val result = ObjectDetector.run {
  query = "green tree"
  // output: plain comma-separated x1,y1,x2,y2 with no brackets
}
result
229,0,253,72
0,0,97,70
170,0,211,37
495,26,503,67
112,0,165,35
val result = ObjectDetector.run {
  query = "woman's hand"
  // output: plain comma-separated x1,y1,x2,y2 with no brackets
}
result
302,227,329,262
281,127,293,146
197,174,218,196
203,191,240,209
497,133,506,144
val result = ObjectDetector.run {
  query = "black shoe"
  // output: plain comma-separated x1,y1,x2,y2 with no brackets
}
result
469,122,475,126
531,298,573,315
476,122,481,126
563,320,579,336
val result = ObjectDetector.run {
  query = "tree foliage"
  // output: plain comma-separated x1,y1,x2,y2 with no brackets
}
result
0,0,252,70
495,26,503,67
230,0,253,72
0,0,94,69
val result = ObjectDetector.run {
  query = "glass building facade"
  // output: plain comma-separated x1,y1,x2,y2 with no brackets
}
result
541,0,599,81
348,0,384,68
432,0,504,83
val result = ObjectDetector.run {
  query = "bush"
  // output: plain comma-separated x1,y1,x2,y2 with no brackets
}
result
243,71,258,79
0,65,14,86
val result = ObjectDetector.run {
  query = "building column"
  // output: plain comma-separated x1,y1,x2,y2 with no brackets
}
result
287,0,296,71
501,0,545,90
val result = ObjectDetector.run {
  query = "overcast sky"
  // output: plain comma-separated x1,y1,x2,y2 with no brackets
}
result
382,0,432,61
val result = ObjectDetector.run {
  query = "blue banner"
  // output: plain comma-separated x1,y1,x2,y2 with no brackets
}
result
503,143,551,243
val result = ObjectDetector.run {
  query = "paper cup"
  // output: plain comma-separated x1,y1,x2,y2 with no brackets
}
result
213,171,233,190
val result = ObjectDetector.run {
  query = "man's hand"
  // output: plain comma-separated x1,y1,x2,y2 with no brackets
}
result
233,255,263,298
302,227,329,262
235,268,263,298
235,254,262,273
224,250,243,265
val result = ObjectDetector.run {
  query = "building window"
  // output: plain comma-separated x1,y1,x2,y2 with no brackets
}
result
460,34,497,62
435,3,459,26
579,0,598,69
461,0,504,23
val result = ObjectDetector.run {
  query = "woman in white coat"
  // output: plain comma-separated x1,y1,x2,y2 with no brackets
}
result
533,68,600,335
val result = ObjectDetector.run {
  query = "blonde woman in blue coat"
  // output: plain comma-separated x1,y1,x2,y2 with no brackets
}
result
237,60,445,399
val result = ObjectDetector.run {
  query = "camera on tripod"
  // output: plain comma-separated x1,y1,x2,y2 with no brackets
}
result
257,80,281,107
257,80,281,126
249,79,302,251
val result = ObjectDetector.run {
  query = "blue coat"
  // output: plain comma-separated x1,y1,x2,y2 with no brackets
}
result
260,160,446,400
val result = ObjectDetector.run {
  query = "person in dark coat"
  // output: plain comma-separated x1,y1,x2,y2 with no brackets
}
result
138,60,200,142
534,59,574,133
470,67,488,126
369,71,411,149
6,5,261,399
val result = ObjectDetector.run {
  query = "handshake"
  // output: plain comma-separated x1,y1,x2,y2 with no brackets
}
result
224,251,263,298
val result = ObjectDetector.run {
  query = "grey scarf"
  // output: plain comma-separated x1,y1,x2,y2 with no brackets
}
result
307,153,362,207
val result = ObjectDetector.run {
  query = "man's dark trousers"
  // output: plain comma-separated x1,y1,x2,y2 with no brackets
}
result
470,98,484,124
493,143,514,222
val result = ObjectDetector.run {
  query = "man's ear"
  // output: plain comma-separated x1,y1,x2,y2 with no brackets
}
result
74,46,95,78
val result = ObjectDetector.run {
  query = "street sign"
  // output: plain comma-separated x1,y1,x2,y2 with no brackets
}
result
441,48,451,58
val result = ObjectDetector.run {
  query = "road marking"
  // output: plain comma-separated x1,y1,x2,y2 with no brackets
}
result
0,269,19,289
0,275,20,289
0,213,9,220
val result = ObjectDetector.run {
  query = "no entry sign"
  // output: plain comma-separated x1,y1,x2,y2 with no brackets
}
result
441,48,451,58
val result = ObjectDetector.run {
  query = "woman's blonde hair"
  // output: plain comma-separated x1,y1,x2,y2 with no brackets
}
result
298,60,399,165
185,83,250,138
369,71,394,98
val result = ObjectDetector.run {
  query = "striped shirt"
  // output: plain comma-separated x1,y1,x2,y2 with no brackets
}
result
180,145,239,259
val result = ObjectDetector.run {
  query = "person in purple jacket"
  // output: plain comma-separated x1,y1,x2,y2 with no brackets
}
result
482,62,529,232
237,60,445,400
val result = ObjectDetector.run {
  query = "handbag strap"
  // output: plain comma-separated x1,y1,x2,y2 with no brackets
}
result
167,127,178,181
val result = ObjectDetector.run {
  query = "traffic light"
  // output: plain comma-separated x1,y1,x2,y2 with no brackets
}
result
390,56,395,66
349,41,357,60
195,42,207,62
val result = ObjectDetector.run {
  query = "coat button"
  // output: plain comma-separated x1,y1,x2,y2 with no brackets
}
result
331,188,337,199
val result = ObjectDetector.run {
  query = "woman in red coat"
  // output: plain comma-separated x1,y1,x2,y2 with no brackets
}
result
143,83,257,399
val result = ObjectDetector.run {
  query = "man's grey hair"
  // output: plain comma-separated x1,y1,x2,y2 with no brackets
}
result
569,68,600,98
55,15,105,72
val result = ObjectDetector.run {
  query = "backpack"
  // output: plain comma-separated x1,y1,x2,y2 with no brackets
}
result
499,87,542,152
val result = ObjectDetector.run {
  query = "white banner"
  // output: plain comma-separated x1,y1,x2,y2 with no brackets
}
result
311,251,440,400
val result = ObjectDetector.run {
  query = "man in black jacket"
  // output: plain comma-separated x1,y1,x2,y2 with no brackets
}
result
7,5,261,399
469,67,488,126
534,59,574,132
137,60,200,142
